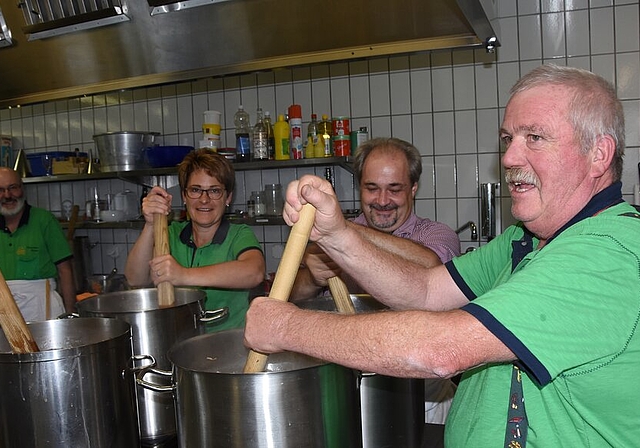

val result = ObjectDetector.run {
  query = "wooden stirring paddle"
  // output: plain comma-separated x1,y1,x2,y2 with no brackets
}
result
0,268,39,353
243,203,316,373
153,213,175,306
328,276,356,315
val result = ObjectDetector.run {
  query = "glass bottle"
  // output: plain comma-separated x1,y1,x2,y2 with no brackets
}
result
252,108,269,161
234,105,251,162
264,111,275,160
307,113,319,158
318,114,333,157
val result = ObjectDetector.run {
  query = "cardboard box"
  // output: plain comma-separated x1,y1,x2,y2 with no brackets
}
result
52,157,89,175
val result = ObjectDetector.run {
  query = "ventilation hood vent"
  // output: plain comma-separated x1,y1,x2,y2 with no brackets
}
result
0,7,13,47
0,0,499,108
148,0,232,16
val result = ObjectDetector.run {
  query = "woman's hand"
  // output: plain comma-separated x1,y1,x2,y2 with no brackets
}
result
149,254,183,285
141,186,172,225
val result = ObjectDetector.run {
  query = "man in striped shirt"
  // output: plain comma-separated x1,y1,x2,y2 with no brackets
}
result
290,137,460,447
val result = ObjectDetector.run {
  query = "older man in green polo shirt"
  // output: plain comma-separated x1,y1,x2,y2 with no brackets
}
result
0,167,76,320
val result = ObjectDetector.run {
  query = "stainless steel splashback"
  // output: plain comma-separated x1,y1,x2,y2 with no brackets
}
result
0,0,499,108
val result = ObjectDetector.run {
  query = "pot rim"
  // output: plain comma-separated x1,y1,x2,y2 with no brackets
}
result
0,317,131,362
167,330,331,375
93,131,161,138
76,287,205,314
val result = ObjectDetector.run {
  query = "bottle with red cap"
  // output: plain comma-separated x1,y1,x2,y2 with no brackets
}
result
288,104,304,159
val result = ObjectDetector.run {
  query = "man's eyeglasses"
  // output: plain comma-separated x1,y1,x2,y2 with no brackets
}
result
185,186,225,200
0,184,22,195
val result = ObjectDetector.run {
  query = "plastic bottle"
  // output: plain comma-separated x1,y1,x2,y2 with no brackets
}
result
288,104,304,159
318,114,333,157
252,107,268,161
234,105,251,162
273,114,290,160
307,113,319,158
264,111,275,160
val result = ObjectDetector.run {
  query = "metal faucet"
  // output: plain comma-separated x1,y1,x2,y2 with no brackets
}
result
455,221,478,240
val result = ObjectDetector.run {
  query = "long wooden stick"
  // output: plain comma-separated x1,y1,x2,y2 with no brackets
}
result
328,276,356,314
45,279,51,320
153,213,175,306
243,203,316,373
0,269,39,353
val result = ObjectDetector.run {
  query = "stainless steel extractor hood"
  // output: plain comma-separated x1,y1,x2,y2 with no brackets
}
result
0,0,499,108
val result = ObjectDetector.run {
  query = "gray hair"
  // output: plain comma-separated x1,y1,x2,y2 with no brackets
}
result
352,137,422,186
510,64,625,181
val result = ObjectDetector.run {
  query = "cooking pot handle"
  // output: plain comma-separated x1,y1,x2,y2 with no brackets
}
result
127,354,157,374
56,312,79,319
200,306,229,324
136,365,175,393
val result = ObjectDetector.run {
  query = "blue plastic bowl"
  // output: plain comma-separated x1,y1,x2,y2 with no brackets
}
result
145,146,194,168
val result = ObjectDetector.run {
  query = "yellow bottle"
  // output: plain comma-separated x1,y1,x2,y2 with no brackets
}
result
314,135,326,158
305,136,314,159
273,114,290,160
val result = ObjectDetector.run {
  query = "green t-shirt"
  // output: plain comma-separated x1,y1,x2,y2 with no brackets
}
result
0,204,72,280
445,201,640,447
168,219,262,332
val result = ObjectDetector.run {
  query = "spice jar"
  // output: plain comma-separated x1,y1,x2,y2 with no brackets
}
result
251,191,266,216
264,184,284,216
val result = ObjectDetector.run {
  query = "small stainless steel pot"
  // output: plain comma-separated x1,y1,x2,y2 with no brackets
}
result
75,287,228,445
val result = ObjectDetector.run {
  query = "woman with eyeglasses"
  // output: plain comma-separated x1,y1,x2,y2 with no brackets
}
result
125,148,265,331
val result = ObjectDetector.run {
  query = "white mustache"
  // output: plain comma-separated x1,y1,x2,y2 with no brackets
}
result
505,168,540,188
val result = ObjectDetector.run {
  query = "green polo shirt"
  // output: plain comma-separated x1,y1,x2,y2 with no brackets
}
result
444,193,640,446
0,203,72,280
168,218,263,332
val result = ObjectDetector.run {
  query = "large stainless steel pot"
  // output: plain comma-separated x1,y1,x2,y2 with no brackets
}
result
93,131,160,172
86,273,129,294
138,329,361,448
297,294,425,448
75,287,228,445
0,317,139,448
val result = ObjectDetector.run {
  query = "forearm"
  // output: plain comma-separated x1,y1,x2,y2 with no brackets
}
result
316,222,436,309
359,226,443,268
290,267,324,301
179,254,265,290
247,301,511,378
124,224,155,286
57,261,77,312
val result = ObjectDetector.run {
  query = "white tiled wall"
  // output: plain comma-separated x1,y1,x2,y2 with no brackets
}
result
2,0,639,275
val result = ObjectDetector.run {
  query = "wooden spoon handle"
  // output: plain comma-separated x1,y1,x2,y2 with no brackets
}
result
153,213,175,306
243,203,316,373
0,269,39,353
328,276,355,314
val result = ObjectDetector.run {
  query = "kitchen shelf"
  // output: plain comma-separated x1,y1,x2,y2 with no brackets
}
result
22,156,353,185
59,210,359,230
